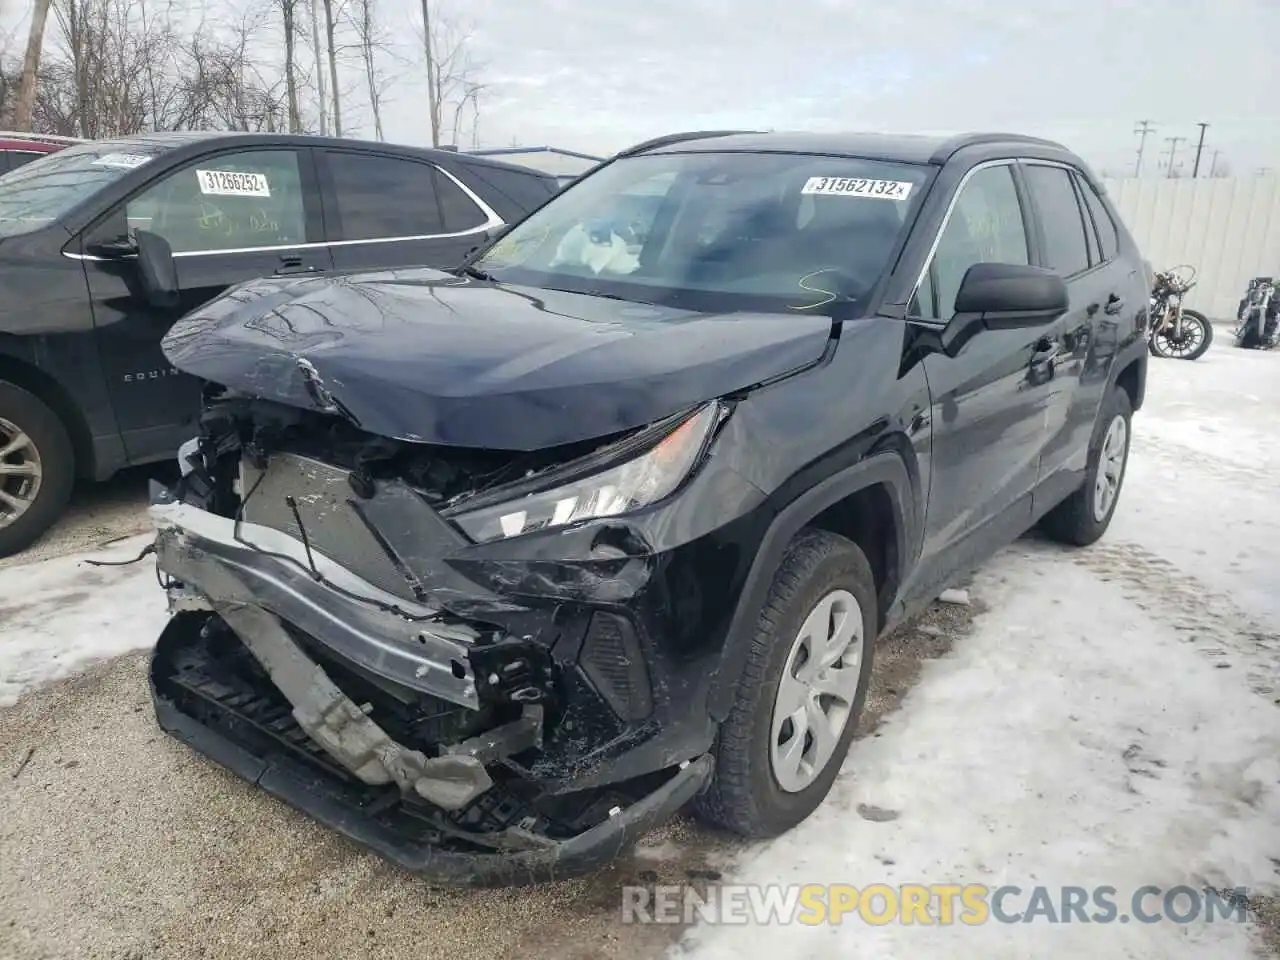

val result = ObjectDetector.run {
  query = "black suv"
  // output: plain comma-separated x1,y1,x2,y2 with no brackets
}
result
0,131,558,555
146,130,1147,885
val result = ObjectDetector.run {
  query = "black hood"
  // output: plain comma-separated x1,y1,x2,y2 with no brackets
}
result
161,267,833,450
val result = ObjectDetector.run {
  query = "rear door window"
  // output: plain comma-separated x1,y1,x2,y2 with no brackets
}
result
9,151,44,170
1023,164,1091,277
325,151,447,240
125,149,307,253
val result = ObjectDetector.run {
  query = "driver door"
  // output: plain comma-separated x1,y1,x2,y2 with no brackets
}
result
910,162,1062,588
80,146,329,464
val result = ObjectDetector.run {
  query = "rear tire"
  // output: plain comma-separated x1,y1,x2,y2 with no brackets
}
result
694,529,877,837
1039,386,1133,547
0,381,75,558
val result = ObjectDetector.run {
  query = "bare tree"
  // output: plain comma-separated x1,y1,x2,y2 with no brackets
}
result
345,0,392,139
13,0,55,130
271,0,302,131
306,0,327,133
418,9,484,148
318,0,341,135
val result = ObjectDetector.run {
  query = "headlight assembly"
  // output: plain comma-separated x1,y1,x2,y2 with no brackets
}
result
446,403,722,543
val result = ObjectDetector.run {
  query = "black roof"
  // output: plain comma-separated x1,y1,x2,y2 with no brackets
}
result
632,130,1071,165
54,130,555,177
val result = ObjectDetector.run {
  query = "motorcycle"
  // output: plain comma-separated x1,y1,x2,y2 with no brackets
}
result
1147,264,1214,360
1233,277,1278,349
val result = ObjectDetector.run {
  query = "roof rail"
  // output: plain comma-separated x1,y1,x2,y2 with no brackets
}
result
468,145,606,163
929,132,1066,164
0,130,90,145
614,130,765,159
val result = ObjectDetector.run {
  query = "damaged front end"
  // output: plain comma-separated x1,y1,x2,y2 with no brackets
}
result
148,390,725,885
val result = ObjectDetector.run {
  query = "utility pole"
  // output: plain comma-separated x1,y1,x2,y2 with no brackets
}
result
1209,149,1222,177
1161,136,1186,178
1191,122,1209,178
1133,120,1156,177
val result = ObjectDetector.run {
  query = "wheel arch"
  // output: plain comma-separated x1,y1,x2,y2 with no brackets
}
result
706,449,919,722
1111,338,1148,412
0,353,95,480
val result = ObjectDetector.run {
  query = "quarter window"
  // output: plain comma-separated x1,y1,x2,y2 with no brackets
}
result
1075,174,1118,261
125,150,306,253
919,164,1030,320
1024,164,1090,276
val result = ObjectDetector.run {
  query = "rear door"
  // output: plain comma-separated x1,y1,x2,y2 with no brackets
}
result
1020,162,1129,507
317,148,501,272
81,145,329,463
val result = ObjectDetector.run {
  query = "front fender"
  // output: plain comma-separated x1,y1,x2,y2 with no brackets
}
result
705,450,917,722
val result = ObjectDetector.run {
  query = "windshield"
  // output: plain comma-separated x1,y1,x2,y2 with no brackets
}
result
475,151,930,316
0,143,164,239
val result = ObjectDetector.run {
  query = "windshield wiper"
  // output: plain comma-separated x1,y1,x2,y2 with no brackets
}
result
457,264,496,282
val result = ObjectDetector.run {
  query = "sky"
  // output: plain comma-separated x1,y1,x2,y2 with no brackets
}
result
3,0,1278,177
382,0,1280,177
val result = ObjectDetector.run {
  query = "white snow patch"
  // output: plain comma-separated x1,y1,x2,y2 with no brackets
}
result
0,534,166,706
676,552,1280,959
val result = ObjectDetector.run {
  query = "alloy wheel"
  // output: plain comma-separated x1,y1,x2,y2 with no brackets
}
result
0,417,43,529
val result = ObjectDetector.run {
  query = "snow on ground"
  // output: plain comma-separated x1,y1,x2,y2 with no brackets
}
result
0,533,166,707
677,345,1280,959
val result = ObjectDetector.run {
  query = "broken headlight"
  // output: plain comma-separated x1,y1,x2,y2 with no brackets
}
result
447,403,721,543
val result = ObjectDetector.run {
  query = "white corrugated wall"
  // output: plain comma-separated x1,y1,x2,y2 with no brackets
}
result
1100,176,1280,319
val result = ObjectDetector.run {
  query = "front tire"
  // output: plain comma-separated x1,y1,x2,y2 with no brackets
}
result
1039,386,1133,547
694,529,877,837
1152,309,1213,360
0,382,75,558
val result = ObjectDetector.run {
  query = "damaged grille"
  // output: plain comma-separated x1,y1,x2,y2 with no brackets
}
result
239,452,424,602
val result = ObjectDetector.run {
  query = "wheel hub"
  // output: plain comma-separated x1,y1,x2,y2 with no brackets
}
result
0,416,43,529
1092,414,1127,522
769,588,865,793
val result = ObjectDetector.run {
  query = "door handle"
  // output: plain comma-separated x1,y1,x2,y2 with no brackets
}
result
1104,293,1125,315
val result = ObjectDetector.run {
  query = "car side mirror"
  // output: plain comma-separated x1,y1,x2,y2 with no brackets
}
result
134,229,179,309
939,262,1069,357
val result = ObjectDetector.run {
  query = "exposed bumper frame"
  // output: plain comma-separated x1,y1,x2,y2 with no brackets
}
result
151,500,480,709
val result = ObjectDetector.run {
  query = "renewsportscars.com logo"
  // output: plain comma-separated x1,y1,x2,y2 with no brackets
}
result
620,883,1252,926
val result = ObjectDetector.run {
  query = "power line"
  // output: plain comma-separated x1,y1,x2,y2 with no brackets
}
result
1133,120,1156,177
1191,122,1209,178
1161,136,1187,178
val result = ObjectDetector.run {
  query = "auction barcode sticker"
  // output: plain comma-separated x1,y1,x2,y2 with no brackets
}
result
196,169,271,198
801,177,913,201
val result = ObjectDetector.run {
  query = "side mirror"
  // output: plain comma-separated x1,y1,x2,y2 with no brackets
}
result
134,229,179,309
940,262,1068,357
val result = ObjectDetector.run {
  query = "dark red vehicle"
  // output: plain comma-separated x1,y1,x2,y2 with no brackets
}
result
0,132,86,174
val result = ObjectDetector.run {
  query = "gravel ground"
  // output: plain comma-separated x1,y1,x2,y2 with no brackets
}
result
0,556,973,960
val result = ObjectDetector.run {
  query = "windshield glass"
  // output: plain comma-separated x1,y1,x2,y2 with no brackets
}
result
475,151,930,316
0,143,164,239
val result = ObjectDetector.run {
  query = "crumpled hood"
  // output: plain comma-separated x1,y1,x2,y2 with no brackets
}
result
161,266,833,450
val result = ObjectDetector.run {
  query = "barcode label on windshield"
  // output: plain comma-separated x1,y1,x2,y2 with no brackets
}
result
801,177,912,201
196,169,271,198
